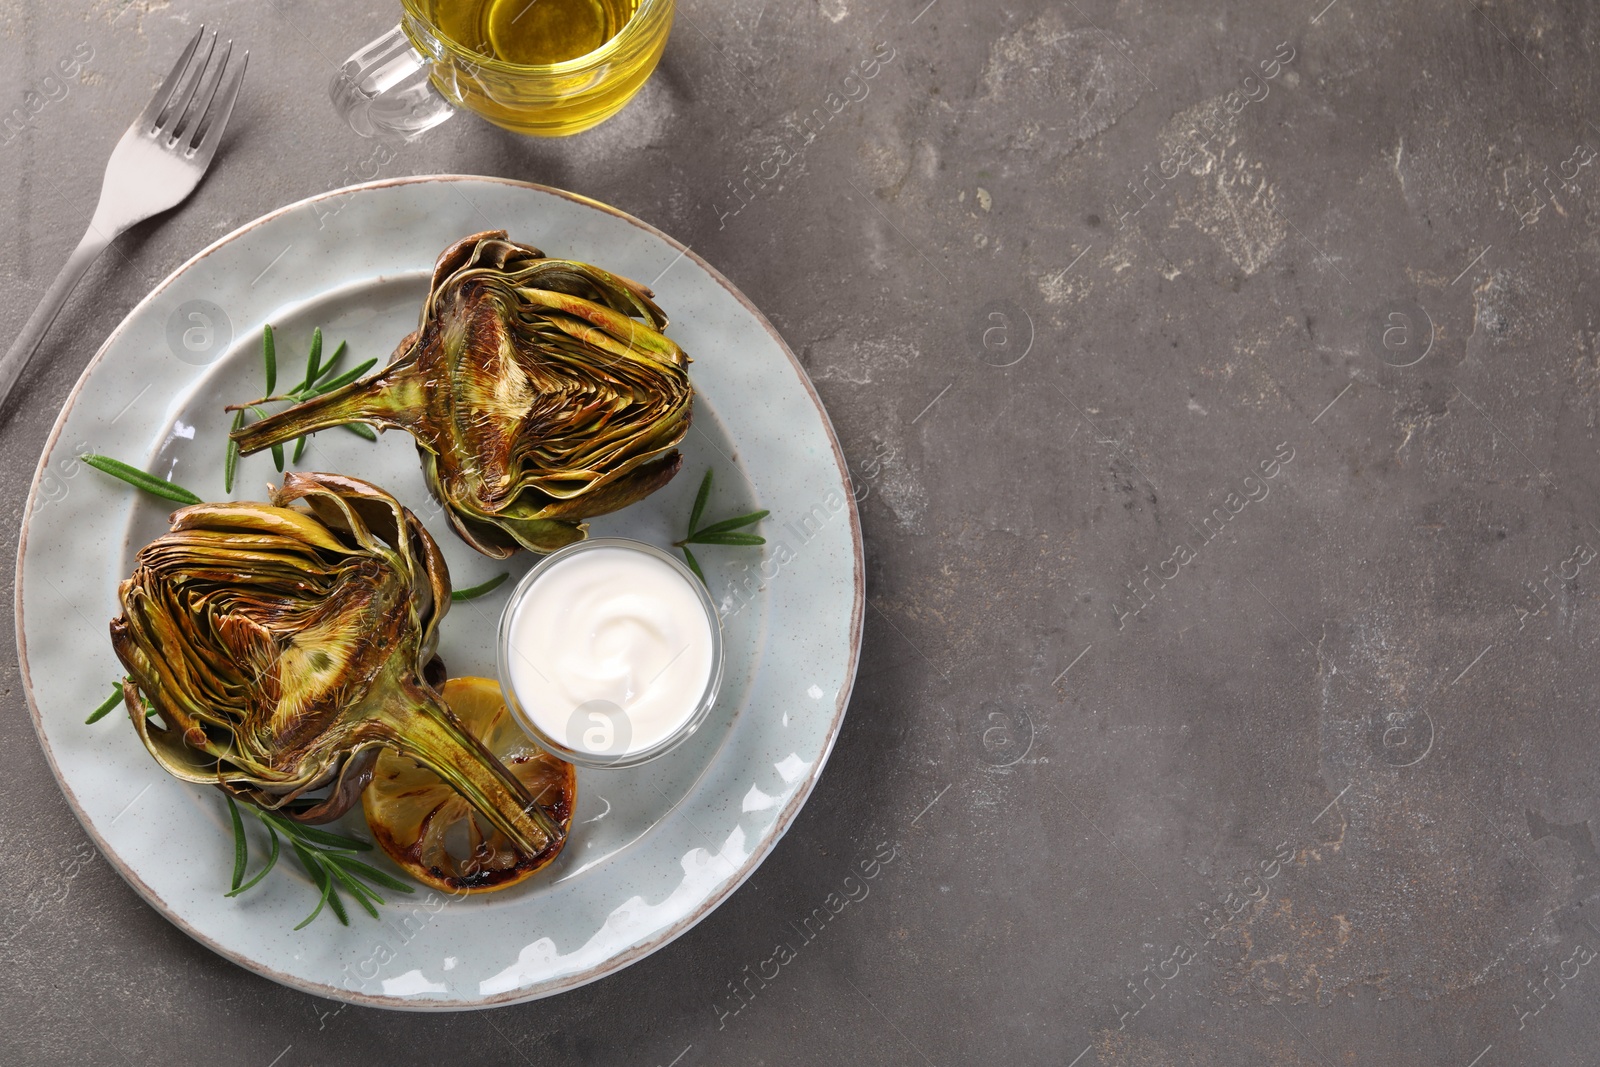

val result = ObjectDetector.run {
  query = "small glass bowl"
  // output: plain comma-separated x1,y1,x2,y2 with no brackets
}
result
495,537,724,769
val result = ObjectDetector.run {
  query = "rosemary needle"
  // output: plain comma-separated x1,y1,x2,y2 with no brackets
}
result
262,324,276,396
84,684,124,724
452,573,509,602
82,455,201,505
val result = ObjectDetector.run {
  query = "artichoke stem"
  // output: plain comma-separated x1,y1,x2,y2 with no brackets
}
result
231,375,415,457
383,685,563,855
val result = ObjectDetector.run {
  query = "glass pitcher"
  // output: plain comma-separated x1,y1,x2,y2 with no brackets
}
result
331,0,675,139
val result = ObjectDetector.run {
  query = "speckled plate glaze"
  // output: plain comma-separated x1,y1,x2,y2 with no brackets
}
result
15,176,863,1009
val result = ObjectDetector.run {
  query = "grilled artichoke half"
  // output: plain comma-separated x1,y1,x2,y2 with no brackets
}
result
230,231,693,557
109,472,561,854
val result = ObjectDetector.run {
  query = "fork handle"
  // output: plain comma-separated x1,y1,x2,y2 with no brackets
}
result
0,225,112,417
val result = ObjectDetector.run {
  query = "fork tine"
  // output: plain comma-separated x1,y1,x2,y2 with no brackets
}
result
156,30,217,135
174,39,231,145
135,25,205,133
189,51,247,164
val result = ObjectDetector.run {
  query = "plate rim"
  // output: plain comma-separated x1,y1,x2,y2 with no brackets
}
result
13,174,865,1009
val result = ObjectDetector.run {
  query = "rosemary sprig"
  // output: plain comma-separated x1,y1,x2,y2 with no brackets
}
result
290,333,348,464
452,572,509,602
225,326,377,487
83,454,202,505
673,469,769,583
223,795,413,928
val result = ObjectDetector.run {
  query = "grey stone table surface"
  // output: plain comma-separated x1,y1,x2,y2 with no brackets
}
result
3,0,1599,1064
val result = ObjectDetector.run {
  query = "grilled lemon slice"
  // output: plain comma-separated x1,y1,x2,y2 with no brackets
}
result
363,676,575,894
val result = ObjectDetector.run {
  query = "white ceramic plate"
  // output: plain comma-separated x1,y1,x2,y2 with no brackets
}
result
15,176,863,1009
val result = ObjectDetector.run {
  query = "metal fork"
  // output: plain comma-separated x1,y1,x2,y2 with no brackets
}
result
0,27,247,415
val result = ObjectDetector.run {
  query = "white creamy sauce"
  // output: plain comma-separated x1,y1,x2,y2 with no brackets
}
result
505,546,714,757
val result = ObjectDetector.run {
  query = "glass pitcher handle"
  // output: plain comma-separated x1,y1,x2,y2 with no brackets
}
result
329,25,455,140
